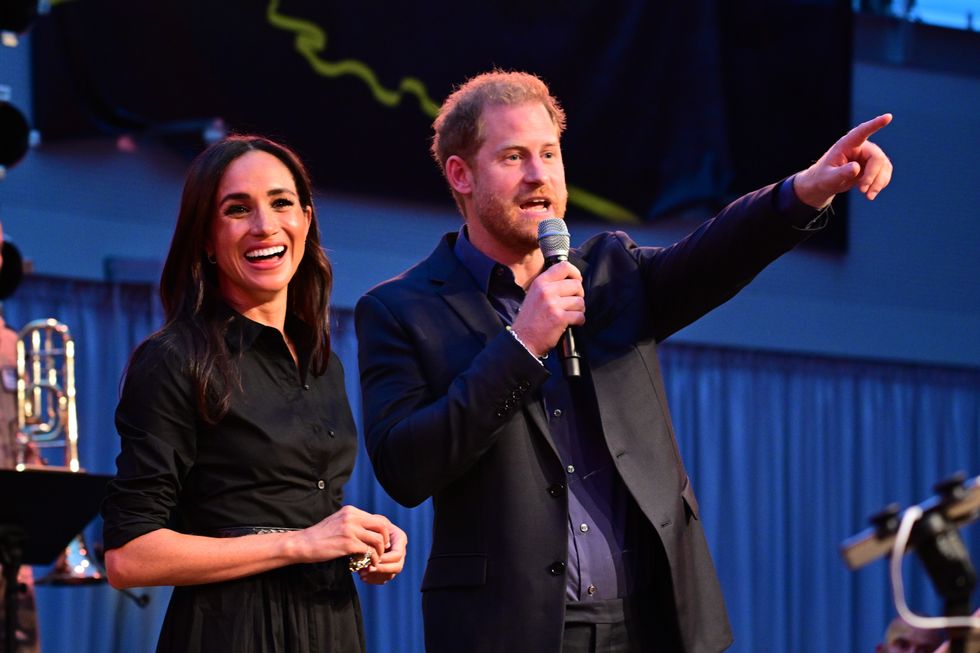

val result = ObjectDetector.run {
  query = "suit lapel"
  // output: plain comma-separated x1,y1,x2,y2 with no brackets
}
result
570,249,632,345
427,239,503,346
569,250,590,280
426,234,560,459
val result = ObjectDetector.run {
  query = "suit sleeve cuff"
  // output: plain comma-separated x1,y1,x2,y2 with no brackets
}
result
778,174,832,232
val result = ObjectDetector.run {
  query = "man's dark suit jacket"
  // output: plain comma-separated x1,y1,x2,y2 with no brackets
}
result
355,180,821,653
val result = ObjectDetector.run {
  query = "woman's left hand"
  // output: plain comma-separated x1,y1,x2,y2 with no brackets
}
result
357,523,407,585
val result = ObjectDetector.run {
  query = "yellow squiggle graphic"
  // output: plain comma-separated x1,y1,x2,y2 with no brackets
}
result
567,185,638,223
267,0,440,117
266,0,638,223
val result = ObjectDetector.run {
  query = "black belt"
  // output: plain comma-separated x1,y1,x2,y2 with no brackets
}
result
565,597,628,624
565,594,657,624
207,526,301,538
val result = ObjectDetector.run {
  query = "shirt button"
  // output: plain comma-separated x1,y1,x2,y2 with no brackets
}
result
566,465,575,474
587,584,597,596
552,409,562,418
303,383,310,390
579,523,589,533
316,480,325,490
327,429,336,437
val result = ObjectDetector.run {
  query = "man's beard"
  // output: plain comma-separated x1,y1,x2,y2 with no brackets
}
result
470,186,566,255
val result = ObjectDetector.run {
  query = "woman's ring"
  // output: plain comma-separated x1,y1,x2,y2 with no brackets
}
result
348,551,373,572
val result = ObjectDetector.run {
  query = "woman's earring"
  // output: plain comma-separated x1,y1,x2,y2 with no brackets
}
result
207,253,216,264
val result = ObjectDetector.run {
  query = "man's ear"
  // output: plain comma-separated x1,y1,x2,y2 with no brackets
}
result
445,155,473,195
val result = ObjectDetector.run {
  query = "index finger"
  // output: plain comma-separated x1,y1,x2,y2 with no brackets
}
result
360,513,393,548
540,260,582,282
841,113,892,148
388,526,408,552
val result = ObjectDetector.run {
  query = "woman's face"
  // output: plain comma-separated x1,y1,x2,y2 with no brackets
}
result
208,150,311,314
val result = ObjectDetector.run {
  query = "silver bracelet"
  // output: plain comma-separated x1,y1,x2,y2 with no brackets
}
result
506,326,546,363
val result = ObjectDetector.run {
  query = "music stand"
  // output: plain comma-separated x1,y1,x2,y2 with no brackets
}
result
0,469,111,653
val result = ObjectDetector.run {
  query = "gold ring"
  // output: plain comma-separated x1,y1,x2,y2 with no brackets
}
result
348,551,373,572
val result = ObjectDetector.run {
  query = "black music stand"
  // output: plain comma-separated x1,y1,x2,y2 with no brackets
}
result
0,469,111,653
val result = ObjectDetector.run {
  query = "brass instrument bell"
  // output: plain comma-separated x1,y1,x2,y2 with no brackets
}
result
15,319,103,584
15,319,79,472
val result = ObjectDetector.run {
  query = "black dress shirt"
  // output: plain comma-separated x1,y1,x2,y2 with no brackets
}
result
102,308,359,549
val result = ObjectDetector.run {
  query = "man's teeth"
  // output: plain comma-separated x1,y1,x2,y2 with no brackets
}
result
521,199,550,211
245,246,286,260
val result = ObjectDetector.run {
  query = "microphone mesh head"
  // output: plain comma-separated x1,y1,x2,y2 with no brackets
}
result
537,218,570,258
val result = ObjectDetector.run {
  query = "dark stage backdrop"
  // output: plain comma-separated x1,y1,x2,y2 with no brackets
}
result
31,0,851,248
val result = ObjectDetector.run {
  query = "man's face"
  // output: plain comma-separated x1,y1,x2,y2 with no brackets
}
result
463,102,568,257
882,638,940,653
878,621,944,653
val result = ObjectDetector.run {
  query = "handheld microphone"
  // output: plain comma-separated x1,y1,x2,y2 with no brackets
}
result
537,218,581,378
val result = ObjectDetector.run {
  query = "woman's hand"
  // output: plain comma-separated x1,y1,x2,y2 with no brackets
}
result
294,505,393,563
105,507,397,589
358,523,407,585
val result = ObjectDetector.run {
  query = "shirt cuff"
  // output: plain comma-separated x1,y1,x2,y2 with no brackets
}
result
778,174,832,232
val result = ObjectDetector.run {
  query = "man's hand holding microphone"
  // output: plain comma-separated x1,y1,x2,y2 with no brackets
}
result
510,219,584,377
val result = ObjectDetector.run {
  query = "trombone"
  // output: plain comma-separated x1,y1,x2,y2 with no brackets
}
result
15,319,79,472
15,319,102,584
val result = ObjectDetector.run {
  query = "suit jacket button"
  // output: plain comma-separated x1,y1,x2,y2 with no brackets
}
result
548,561,566,576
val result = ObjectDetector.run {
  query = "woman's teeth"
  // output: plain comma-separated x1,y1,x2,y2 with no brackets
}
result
245,245,286,260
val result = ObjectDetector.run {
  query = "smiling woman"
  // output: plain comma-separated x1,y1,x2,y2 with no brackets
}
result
100,135,408,653
208,149,312,340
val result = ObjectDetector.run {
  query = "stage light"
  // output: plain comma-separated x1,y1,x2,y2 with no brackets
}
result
0,0,39,38
0,99,31,175
0,238,24,299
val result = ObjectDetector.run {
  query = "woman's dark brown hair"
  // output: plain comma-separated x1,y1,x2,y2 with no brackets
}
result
153,135,332,423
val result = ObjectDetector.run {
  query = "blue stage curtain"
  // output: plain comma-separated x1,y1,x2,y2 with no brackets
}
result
5,277,978,652
660,346,980,652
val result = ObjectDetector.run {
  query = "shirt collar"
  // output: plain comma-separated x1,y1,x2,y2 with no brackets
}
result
453,225,516,295
219,300,315,370
219,302,260,351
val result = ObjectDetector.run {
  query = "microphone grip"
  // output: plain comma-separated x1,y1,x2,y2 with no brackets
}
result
543,254,582,378
559,327,581,378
